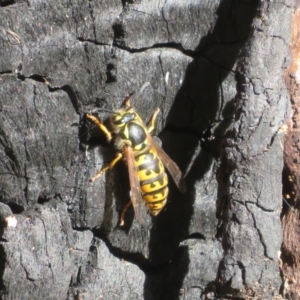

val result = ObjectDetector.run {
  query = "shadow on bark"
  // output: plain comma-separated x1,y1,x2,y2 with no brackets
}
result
144,0,260,298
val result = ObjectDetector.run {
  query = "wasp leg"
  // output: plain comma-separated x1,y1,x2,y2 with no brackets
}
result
147,108,160,133
86,113,112,142
89,152,123,182
119,201,132,226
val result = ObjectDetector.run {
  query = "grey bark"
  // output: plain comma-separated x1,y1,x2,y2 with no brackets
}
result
0,0,293,299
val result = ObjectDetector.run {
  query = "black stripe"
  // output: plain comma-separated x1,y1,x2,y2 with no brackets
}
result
135,150,153,161
137,152,156,168
138,156,161,174
140,172,166,186
143,186,168,198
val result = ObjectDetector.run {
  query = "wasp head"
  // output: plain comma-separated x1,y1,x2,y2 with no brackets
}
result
110,107,137,128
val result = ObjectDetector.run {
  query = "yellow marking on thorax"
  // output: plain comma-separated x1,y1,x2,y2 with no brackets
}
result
133,143,147,152
123,125,129,139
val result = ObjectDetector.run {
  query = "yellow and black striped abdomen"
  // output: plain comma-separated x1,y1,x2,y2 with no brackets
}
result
135,149,169,215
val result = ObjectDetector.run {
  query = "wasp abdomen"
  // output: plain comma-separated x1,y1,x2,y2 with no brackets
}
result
136,150,169,215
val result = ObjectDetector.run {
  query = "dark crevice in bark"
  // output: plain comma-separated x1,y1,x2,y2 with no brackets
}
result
0,0,15,7
114,41,195,58
76,37,109,46
237,261,246,285
245,200,277,213
16,73,82,114
3,203,24,214
105,63,117,84
0,245,6,296
0,70,13,75
121,0,134,8
184,232,206,240
73,227,92,232
37,195,51,205
77,35,247,77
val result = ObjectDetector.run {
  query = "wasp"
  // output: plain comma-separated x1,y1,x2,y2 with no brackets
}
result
86,95,186,225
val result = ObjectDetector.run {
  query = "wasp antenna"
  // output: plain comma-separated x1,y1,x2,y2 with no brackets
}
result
123,92,135,108
123,96,131,108
91,108,120,115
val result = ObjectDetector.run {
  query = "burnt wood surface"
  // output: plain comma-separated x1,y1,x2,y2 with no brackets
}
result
0,0,294,299
281,8,300,299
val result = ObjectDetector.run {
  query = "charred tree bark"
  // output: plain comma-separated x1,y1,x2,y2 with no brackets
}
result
0,0,294,299
281,7,300,299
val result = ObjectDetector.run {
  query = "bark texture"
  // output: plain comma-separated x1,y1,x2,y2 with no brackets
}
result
0,0,294,299
282,7,300,299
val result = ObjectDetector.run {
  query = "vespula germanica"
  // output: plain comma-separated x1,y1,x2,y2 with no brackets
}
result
86,95,186,225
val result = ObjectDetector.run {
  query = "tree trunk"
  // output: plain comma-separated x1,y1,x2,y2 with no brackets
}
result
0,0,294,299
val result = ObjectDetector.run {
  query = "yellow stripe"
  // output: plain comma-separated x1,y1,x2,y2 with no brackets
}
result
123,126,129,139
138,162,165,180
138,169,155,181
147,199,168,215
143,187,168,202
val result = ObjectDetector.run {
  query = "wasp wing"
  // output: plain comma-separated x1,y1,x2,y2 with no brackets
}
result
148,135,186,193
124,146,144,223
